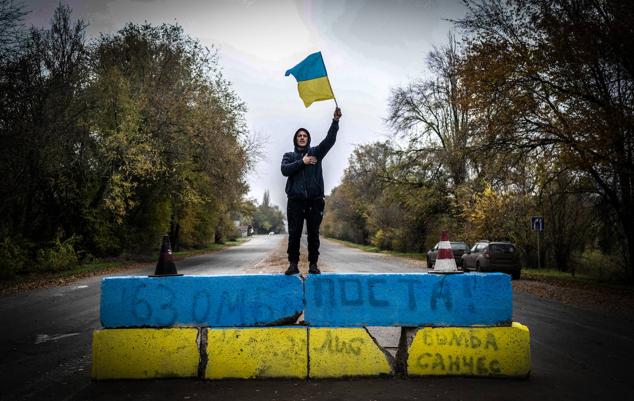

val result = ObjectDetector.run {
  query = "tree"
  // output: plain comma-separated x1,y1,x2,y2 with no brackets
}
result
0,0,27,56
262,190,271,208
0,5,254,277
538,169,596,273
252,190,285,234
323,141,445,252
323,142,391,245
387,34,471,188
458,0,634,279
89,23,251,250
0,4,90,246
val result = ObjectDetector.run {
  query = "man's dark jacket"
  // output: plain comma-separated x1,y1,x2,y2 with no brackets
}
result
281,120,339,200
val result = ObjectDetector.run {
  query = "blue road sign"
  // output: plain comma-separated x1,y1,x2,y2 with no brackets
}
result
531,216,544,231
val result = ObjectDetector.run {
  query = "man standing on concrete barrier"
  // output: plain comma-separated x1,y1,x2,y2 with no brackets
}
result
281,107,342,275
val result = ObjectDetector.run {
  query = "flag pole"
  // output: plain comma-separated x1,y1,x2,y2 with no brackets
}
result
321,53,339,108
325,76,338,108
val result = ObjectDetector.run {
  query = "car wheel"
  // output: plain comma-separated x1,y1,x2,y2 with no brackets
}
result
512,270,521,280
475,261,481,272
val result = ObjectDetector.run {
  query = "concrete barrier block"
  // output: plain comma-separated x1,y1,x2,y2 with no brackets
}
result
399,322,531,377
309,328,393,378
92,328,199,379
304,273,512,327
206,327,307,379
100,275,303,328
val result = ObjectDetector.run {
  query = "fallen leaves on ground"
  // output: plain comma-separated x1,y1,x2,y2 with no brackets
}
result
0,261,152,296
513,274,634,315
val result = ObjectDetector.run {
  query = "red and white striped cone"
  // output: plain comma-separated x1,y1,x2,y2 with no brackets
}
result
430,230,462,274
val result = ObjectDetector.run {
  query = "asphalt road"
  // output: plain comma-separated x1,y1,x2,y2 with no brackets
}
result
0,235,282,401
317,237,426,273
1,235,632,401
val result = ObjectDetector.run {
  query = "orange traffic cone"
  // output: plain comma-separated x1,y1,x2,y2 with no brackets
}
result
429,230,463,274
150,235,182,277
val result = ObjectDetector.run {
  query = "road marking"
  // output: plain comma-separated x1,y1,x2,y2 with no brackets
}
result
35,333,80,344
53,285,89,297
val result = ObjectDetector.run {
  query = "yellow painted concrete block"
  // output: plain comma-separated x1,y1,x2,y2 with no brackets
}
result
309,328,393,378
92,328,199,379
406,322,530,377
206,327,307,379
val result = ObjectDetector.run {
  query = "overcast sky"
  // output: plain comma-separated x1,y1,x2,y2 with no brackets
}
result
24,0,466,211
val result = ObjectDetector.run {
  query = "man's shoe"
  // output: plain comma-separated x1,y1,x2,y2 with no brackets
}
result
285,263,300,275
308,264,321,274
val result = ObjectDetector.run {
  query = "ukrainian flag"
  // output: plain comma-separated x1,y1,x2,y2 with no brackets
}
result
285,52,335,107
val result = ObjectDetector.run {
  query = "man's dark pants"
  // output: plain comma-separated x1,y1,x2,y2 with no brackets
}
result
287,198,325,264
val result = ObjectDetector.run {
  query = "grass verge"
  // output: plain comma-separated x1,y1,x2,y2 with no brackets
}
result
172,237,248,258
521,268,632,289
0,237,250,295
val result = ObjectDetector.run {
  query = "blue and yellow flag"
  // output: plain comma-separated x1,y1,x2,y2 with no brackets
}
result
285,51,335,107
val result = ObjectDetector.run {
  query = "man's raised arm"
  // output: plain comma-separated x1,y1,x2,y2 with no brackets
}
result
312,107,342,160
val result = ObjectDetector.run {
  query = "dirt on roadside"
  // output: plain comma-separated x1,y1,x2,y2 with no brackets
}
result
512,274,634,316
241,238,334,275
0,260,154,296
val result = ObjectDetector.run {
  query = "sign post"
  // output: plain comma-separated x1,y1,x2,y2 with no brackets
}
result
531,216,544,269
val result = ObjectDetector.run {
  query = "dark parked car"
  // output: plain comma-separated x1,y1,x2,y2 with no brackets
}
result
427,241,469,270
461,240,521,279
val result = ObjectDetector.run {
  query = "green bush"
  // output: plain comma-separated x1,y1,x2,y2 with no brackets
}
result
226,225,242,242
0,237,29,279
83,208,122,257
572,249,625,281
371,229,395,250
390,230,409,253
36,235,80,272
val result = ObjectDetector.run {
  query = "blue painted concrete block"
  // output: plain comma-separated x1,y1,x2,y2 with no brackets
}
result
304,273,512,327
100,275,303,328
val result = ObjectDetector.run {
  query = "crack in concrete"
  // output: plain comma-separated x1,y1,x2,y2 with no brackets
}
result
306,326,311,379
364,327,396,376
196,328,208,379
395,327,417,377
